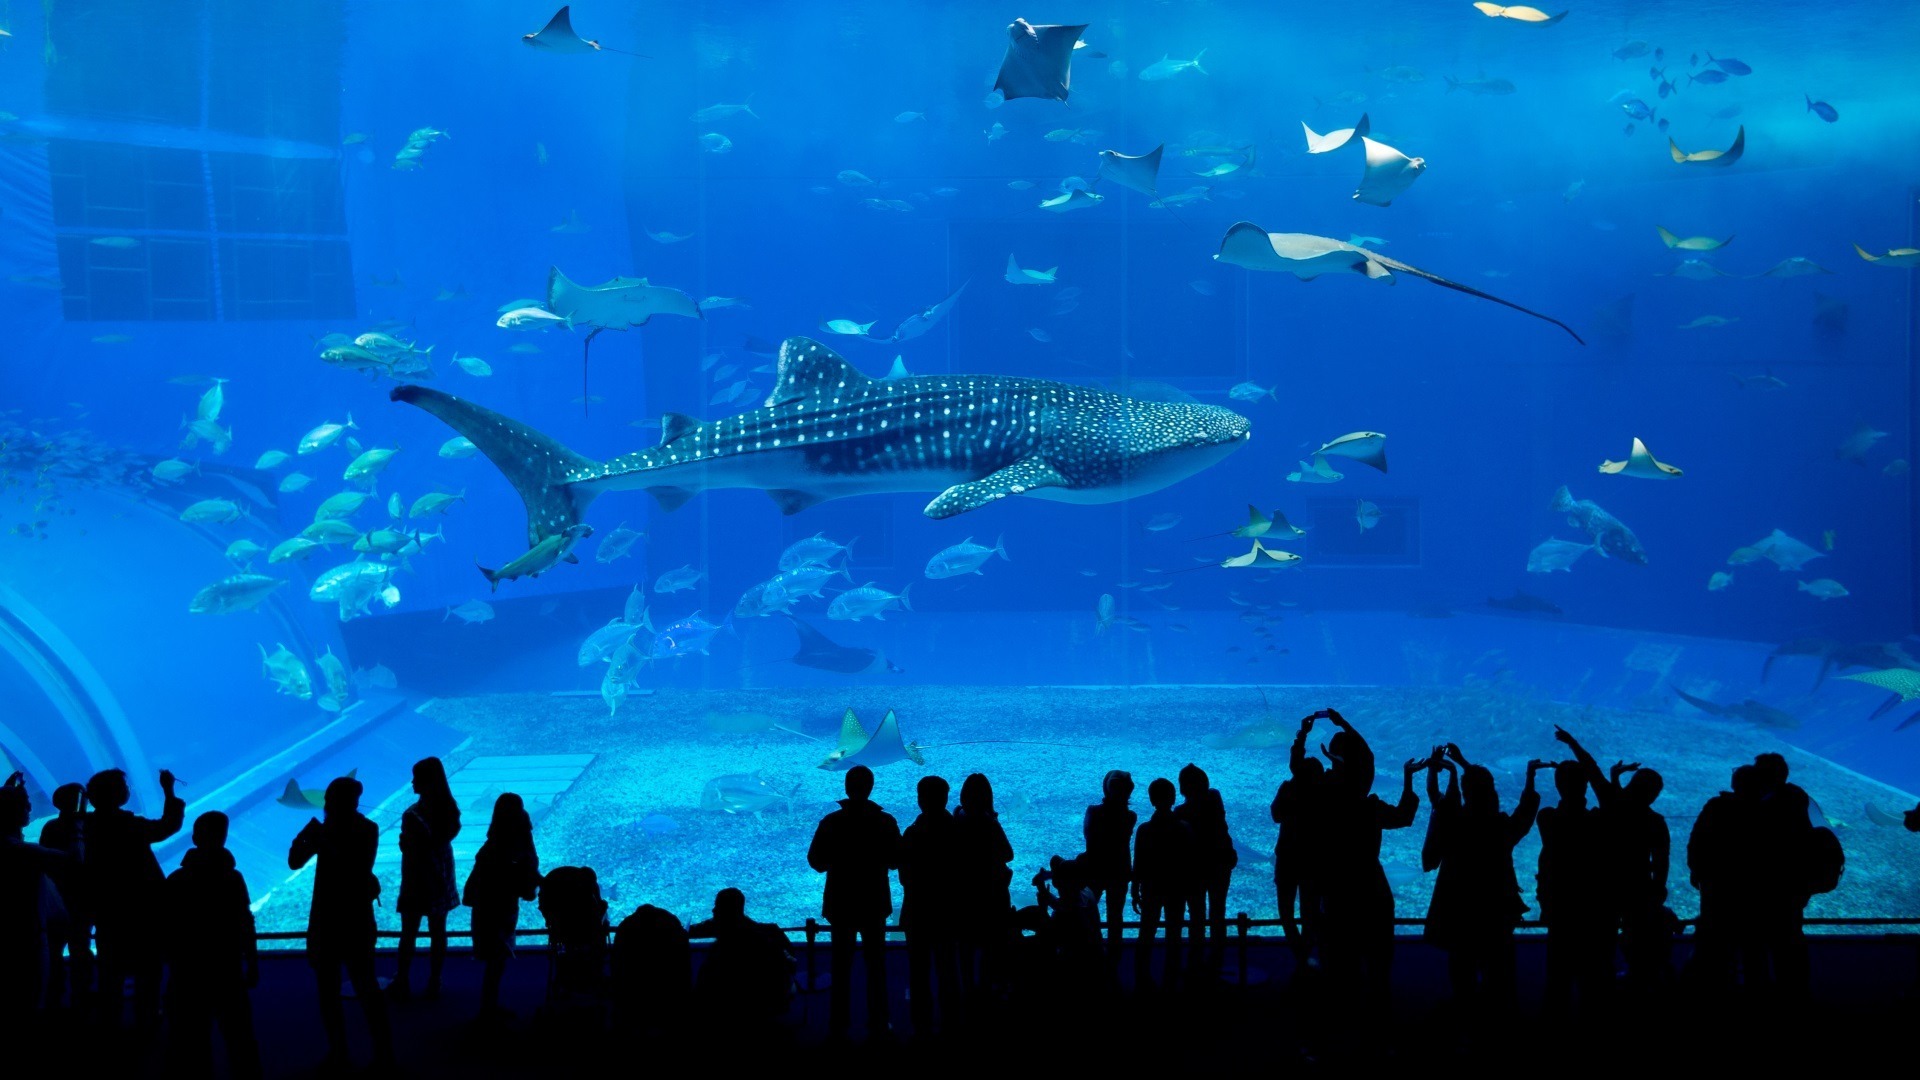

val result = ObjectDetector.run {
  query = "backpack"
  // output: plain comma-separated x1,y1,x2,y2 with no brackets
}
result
1801,826,1845,895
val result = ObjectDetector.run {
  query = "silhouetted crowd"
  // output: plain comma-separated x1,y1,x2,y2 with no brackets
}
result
0,707,1890,1071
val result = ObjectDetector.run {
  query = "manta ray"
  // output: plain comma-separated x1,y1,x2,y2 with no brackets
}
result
819,708,925,770
522,6,645,56
783,613,903,674
879,281,968,344
545,267,701,414
391,337,1250,569
1097,144,1165,199
1214,222,1584,343
993,19,1087,103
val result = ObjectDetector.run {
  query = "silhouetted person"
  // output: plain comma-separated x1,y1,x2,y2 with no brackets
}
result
807,764,900,1039
465,791,540,1020
1082,770,1136,963
1314,709,1418,1012
39,781,90,1009
1273,716,1328,968
1174,763,1235,974
164,811,260,1079
1746,752,1816,1001
1537,727,1615,1014
899,775,964,1036
1131,777,1191,992
1687,763,1759,991
1561,732,1674,992
392,755,460,1001
1031,853,1104,985
289,775,392,1070
1421,745,1540,1017
1,772,75,1028
689,888,793,1030
613,903,691,1033
85,766,183,1030
954,772,1013,995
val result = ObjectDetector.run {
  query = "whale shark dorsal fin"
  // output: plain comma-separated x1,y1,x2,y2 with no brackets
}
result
769,338,869,408
836,708,870,751
659,412,699,446
924,456,1070,518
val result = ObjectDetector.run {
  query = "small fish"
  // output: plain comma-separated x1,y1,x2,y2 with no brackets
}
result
1228,382,1275,402
1356,500,1381,531
1028,328,1052,343
780,533,855,570
91,236,141,249
1822,529,1836,552
647,229,692,244
1836,422,1887,463
1688,68,1728,85
408,490,465,518
445,599,495,624
190,574,284,614
837,169,875,186
1138,51,1208,82
984,122,1008,142
439,436,477,459
278,472,312,493
827,582,912,622
655,564,705,594
595,522,644,563
1678,315,1737,329
1708,571,1733,592
1190,280,1217,296
1528,538,1594,573
1884,460,1909,478
1621,100,1655,121
1612,40,1650,59
1007,180,1035,191
1797,578,1849,601
924,535,1009,579
181,498,244,525
689,99,758,122
1805,95,1838,123
895,111,926,123
1144,513,1182,532
697,132,733,154
452,354,492,377
1704,53,1751,76
151,459,198,484
821,319,875,337
298,415,358,455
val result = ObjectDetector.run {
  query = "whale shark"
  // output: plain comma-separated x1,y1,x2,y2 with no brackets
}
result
390,336,1250,565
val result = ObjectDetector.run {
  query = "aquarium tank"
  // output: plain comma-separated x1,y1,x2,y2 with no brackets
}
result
0,0,1915,937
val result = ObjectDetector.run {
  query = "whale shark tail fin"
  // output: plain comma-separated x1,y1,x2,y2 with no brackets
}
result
390,385,603,546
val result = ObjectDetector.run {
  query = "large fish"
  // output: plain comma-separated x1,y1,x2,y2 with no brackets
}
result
391,337,1250,567
1550,485,1646,563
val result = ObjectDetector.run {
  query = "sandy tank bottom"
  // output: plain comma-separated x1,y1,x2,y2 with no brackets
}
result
248,684,1920,937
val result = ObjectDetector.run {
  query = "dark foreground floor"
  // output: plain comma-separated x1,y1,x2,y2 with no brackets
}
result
26,932,1920,1074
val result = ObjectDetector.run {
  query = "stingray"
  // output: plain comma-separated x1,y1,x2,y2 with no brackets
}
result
1472,3,1568,24
1598,437,1682,478
782,613,902,675
1840,667,1920,720
1316,431,1388,472
1214,222,1584,342
547,267,702,415
1753,257,1831,279
1188,505,1307,542
993,19,1088,104
523,6,646,56
1354,138,1426,206
1853,243,1920,268
880,281,968,344
1656,226,1732,251
1097,144,1164,199
1669,126,1744,166
817,707,1083,771
1301,114,1370,154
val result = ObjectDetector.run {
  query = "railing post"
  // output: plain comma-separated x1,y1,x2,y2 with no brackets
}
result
1234,911,1251,988
804,917,820,993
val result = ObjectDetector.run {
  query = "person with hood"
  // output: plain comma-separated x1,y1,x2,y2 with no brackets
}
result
289,775,393,1070
84,766,184,1029
806,765,901,1039
164,811,260,1078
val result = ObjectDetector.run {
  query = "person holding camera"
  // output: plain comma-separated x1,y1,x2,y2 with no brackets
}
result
290,775,393,1071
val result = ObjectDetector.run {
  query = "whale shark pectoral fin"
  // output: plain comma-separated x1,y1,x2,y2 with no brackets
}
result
767,488,827,515
924,457,1069,519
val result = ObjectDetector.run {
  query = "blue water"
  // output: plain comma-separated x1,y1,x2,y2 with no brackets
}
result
1,2,1916,927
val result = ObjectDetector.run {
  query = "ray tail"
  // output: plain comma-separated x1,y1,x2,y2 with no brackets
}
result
1372,254,1586,344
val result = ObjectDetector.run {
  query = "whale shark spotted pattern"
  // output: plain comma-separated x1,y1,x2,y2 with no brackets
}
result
390,337,1251,560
